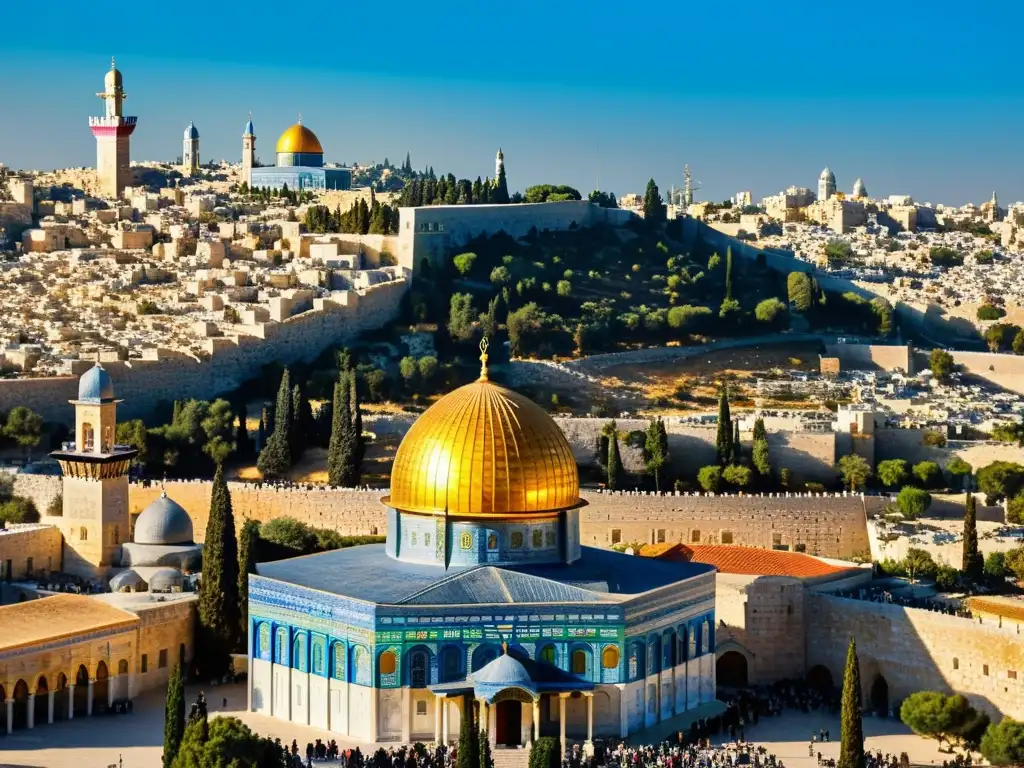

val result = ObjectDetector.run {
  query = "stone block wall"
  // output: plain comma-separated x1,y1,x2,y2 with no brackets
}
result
823,344,913,373
808,594,1024,718
0,524,62,579
133,596,197,696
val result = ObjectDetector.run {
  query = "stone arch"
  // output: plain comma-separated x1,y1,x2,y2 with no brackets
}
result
662,629,677,669
677,625,688,663
255,623,271,660
330,642,346,681
33,676,48,726
471,643,500,672
377,648,398,685
869,674,889,715
807,664,834,692
627,640,646,682
405,645,433,688
715,651,748,688
94,661,109,713
53,673,69,720
646,635,661,676
73,665,89,716
351,645,371,686
291,633,307,672
12,679,29,730
568,643,593,680
310,635,326,677
274,626,289,665
439,644,464,682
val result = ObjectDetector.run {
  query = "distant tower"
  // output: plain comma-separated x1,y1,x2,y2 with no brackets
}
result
183,122,200,175
496,147,504,179
818,166,836,201
242,113,256,183
88,58,137,199
50,364,137,578
852,178,867,199
988,190,1002,222
683,165,695,207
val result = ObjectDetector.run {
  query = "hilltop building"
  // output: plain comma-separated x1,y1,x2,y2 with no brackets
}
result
88,59,137,199
247,343,717,749
248,118,352,192
818,167,836,202
182,122,199,175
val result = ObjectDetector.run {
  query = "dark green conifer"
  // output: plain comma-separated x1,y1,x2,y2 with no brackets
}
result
237,519,261,648
349,371,364,476
234,402,253,460
725,246,734,300
196,464,240,679
327,373,352,487
838,637,865,768
457,694,479,768
963,492,984,582
607,421,623,491
257,370,292,477
716,386,732,466
163,662,185,768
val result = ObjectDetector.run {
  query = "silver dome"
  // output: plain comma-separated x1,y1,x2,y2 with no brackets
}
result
133,492,194,545
78,364,114,403
148,568,184,592
820,166,836,182
184,121,199,140
852,178,867,198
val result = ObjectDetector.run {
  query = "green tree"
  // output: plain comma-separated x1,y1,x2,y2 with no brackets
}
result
984,551,1007,580
752,438,771,478
4,406,42,460
171,714,285,768
754,297,787,325
163,662,186,768
977,304,1006,321
116,419,149,464
399,356,419,391
897,486,932,520
327,373,356,487
962,493,983,582
986,323,1020,352
752,417,767,443
479,727,494,768
257,370,292,478
723,464,752,488
697,465,722,493
901,692,985,752
929,349,956,381
0,496,38,524
490,265,511,286
259,517,319,556
716,387,732,466
871,297,895,336
1006,547,1024,580
1013,329,1024,355
724,246,734,300
644,418,668,491
904,547,937,582
838,638,864,768
196,464,240,679
201,399,236,465
838,454,872,491
642,178,666,223
980,717,1024,766
453,252,477,276
977,461,1024,503
787,272,814,312
876,459,910,488
237,519,260,647
447,292,477,342
945,456,973,491
607,421,623,491
457,694,479,768
666,305,712,334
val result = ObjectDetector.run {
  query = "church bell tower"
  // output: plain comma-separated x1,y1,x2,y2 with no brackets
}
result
50,364,137,577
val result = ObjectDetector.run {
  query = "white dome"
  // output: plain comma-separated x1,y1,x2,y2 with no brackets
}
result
184,122,199,140
820,167,836,182
133,492,194,545
852,178,867,197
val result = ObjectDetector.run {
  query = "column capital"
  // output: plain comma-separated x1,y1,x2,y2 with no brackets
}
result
557,691,572,698
582,690,594,697
4,697,12,704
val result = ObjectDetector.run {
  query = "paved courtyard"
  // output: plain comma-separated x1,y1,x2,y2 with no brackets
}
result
0,685,959,768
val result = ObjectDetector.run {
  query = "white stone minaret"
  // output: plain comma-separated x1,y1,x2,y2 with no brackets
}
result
89,58,137,199
183,122,200,175
242,113,256,184
496,147,504,179
818,166,836,202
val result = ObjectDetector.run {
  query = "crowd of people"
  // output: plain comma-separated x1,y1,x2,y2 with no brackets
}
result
835,587,972,618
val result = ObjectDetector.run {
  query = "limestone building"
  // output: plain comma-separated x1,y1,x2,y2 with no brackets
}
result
248,119,352,192
248,343,717,750
88,59,137,199
818,166,836,202
183,122,199,175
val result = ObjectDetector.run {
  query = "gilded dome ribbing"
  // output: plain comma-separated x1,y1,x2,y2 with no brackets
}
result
276,123,323,155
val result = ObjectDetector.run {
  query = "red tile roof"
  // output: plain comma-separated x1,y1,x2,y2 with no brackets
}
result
640,543,857,578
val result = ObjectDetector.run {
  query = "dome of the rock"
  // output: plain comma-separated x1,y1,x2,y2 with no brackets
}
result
384,374,579,518
275,123,323,156
133,491,194,545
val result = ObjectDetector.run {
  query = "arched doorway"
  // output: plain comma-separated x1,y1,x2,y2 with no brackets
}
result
807,665,834,692
53,674,69,720
73,665,89,716
34,677,48,727
869,674,889,715
94,661,109,713
495,699,523,746
12,680,29,730
716,651,749,688
116,659,130,701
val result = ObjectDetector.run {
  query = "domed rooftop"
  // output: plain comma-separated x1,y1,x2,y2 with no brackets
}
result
77,363,115,403
133,492,194,545
104,58,122,89
244,116,255,136
820,166,835,182
184,121,199,140
384,343,579,518
473,651,532,686
852,178,867,197
276,122,323,155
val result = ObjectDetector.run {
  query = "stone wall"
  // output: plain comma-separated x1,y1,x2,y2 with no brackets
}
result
808,594,1024,718
823,344,913,373
133,596,197,696
0,524,62,580
944,350,1024,395
875,430,1024,469
0,277,408,424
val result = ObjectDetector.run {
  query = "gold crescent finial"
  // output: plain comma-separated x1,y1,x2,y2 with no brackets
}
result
501,641,508,654
479,336,490,381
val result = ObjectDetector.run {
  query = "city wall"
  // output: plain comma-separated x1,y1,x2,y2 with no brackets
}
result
0,278,408,424
823,344,913,373
808,593,1024,718
874,430,1024,470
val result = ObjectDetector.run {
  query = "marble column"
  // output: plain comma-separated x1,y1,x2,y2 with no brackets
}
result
442,698,450,744
27,694,35,729
434,695,442,744
531,697,540,744
67,685,75,721
5,697,12,734
87,680,94,716
558,694,568,760
583,692,594,756
401,688,411,744
47,690,54,724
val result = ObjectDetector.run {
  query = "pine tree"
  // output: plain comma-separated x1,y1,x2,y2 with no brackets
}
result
839,638,865,768
607,422,623,491
716,386,732,466
962,492,984,582
404,151,411,174
725,246,734,300
644,417,668,492
327,373,352,487
197,464,240,679
257,370,292,478
479,727,494,768
457,694,478,768
643,178,667,223
732,420,741,463
163,662,186,768
237,519,260,648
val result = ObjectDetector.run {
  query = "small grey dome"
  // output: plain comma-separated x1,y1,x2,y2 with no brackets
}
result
110,569,145,592
148,568,184,592
78,364,114,403
820,166,835,182
185,121,199,140
473,653,531,686
852,178,867,198
134,492,194,545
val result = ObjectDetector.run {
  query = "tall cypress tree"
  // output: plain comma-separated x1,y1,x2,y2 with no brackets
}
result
716,386,732,466
163,662,185,768
962,492,983,582
644,418,668,492
237,519,261,649
725,246,734,300
349,371,364,479
752,416,767,443
607,423,623,491
839,638,865,768
732,420,741,463
479,727,494,768
257,370,292,478
327,373,352,487
196,464,240,679
257,407,269,453
457,694,479,768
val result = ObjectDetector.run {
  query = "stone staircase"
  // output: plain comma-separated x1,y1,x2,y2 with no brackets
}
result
492,747,530,768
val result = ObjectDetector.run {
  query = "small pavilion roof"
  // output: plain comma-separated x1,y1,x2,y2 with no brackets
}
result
429,646,593,701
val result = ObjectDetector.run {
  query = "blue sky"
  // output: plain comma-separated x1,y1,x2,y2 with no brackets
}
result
1,1,1020,205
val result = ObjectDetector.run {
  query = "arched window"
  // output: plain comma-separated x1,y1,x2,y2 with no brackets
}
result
510,532,524,549
663,631,676,669
410,650,428,688
80,527,88,541
602,646,620,670
353,646,370,686
441,646,462,682
647,636,661,676
311,638,325,676
379,650,397,677
292,634,306,672
275,628,288,665
82,423,94,451
487,534,498,550
688,625,697,659
571,649,588,676
532,530,543,548
258,624,271,660
539,644,556,666
332,643,346,680
701,619,710,653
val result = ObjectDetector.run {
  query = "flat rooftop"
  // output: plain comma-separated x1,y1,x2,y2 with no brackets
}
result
256,544,713,606
0,594,139,653
642,543,860,579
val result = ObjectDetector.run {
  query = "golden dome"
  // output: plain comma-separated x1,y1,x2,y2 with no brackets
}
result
275,123,324,155
385,364,579,518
